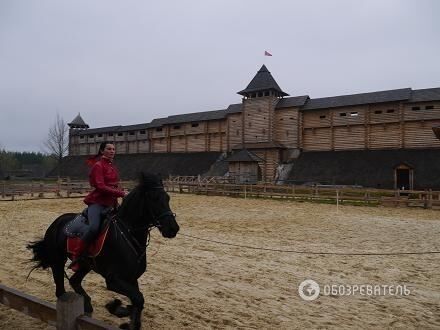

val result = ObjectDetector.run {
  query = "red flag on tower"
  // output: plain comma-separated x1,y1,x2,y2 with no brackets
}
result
264,50,272,56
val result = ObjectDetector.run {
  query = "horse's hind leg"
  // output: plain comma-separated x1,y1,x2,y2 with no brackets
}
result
105,276,144,330
51,261,66,298
69,267,93,314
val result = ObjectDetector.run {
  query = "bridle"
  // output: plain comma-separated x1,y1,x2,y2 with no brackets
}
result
150,210,176,229
131,185,176,232
114,185,176,263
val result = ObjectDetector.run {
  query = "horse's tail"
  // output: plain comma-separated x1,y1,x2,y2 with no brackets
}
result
27,239,52,270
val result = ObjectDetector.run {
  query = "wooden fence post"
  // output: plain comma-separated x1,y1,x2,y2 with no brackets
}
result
56,292,84,330
427,189,433,209
336,190,339,211
422,190,427,209
57,178,62,197
38,182,44,198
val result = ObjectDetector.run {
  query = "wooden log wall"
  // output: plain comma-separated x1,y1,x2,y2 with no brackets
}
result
89,143,98,154
242,97,277,144
334,126,365,150
228,162,259,183
138,140,149,153
302,109,331,128
228,113,243,150
128,141,137,153
370,123,400,149
369,103,400,124
186,134,206,152
79,144,88,155
332,106,367,126
301,101,440,151
405,120,440,148
274,108,299,148
404,102,439,121
170,136,186,152
208,134,222,151
253,149,279,181
303,127,332,151
151,138,167,153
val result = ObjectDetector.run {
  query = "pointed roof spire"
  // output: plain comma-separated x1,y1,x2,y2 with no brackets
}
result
238,65,288,97
68,113,89,128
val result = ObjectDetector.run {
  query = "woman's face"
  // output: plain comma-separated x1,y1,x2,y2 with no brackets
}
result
101,144,116,160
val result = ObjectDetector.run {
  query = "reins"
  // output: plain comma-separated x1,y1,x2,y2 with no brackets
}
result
113,218,152,264
114,184,174,263
122,210,175,263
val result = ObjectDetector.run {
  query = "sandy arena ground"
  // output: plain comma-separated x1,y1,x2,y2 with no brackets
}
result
0,194,439,329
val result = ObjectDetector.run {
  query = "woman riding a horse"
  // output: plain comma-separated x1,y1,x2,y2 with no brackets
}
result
70,141,125,271
28,169,179,329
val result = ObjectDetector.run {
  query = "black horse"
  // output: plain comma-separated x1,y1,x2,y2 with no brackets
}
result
27,173,179,330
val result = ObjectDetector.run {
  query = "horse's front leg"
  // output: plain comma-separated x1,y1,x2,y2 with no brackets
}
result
105,276,144,330
69,267,93,314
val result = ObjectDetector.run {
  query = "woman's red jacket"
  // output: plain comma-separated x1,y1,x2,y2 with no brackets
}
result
84,158,125,207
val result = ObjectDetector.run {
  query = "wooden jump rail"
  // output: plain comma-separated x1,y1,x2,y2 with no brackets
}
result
0,284,117,329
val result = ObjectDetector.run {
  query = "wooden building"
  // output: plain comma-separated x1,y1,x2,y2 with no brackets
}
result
68,65,440,188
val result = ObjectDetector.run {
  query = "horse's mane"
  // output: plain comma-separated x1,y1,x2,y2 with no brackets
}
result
117,172,163,223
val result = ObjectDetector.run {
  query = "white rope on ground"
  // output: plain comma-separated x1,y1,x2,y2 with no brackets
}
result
179,233,440,256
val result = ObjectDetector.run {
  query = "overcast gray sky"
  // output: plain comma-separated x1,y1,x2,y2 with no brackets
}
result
0,0,439,152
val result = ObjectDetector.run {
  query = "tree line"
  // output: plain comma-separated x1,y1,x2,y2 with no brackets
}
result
0,114,68,178
0,149,57,177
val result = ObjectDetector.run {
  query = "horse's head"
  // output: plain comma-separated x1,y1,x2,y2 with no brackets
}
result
119,172,179,238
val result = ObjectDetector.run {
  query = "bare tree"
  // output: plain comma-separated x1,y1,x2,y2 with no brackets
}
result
44,113,69,177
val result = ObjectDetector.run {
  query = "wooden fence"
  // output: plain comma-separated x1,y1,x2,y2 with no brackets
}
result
1,178,439,209
0,180,134,201
0,284,118,329
165,180,440,209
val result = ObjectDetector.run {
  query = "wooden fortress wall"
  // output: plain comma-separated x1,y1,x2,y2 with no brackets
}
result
301,101,440,151
69,100,440,158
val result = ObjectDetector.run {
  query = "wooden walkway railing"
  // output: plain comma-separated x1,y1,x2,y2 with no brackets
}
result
0,284,118,329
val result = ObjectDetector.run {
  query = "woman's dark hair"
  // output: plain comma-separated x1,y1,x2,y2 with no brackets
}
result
98,141,113,155
86,141,114,166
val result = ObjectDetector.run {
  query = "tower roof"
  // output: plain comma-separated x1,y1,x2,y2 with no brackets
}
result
238,65,289,97
68,113,89,128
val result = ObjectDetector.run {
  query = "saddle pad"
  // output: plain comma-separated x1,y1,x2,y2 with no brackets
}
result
67,225,110,258
64,213,89,239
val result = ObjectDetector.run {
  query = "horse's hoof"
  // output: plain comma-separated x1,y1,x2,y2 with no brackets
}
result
106,299,131,318
106,299,122,314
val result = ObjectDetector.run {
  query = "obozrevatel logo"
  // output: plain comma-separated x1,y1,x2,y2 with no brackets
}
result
298,279,320,301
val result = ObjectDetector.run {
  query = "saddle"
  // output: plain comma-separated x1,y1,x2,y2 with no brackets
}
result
64,207,114,258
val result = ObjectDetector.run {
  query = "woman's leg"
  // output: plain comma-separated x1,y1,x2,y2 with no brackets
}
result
84,204,105,243
69,204,105,271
